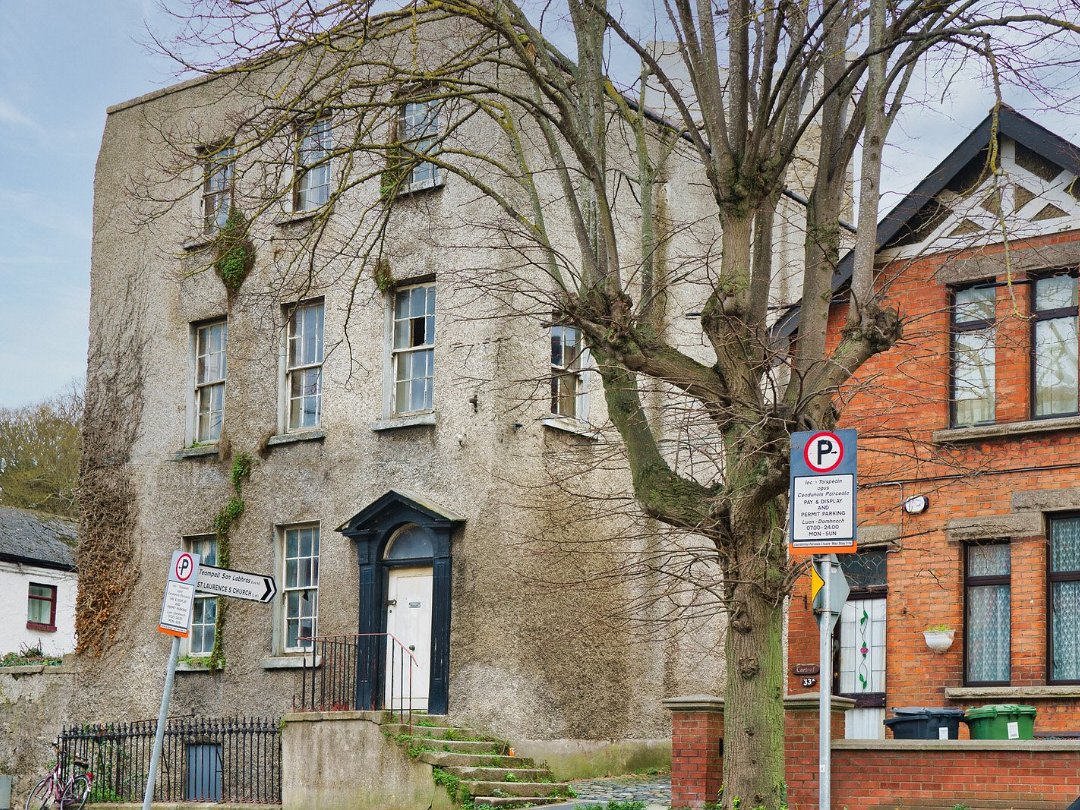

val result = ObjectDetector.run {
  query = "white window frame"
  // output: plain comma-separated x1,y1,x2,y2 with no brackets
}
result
201,146,235,233
388,282,436,417
281,523,320,654
283,300,325,432
550,324,589,421
183,535,219,658
192,319,227,445
294,117,332,212
399,98,442,192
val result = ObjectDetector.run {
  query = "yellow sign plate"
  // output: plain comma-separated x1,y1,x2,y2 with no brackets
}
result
810,565,825,604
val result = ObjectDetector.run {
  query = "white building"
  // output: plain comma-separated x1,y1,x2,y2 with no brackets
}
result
0,506,77,658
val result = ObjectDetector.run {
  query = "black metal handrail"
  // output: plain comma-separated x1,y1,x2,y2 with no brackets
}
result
58,716,281,804
296,633,418,727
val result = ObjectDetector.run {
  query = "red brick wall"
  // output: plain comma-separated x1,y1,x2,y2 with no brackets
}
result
670,707,723,809
670,702,1080,809
831,745,1080,809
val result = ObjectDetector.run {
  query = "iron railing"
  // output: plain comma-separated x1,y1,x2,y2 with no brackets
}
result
58,716,281,804
297,633,418,724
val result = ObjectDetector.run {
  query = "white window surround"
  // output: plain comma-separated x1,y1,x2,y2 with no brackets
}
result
398,99,443,193
279,523,320,654
201,146,235,234
549,324,589,421
183,535,218,658
384,282,436,418
294,117,332,212
281,299,325,434
192,319,227,446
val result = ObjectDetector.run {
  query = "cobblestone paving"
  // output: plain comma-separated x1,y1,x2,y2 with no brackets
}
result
543,774,671,809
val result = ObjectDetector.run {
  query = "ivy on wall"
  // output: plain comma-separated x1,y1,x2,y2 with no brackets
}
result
213,209,255,294
207,452,254,671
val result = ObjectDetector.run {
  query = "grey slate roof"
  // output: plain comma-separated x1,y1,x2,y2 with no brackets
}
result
0,505,77,571
774,107,1080,339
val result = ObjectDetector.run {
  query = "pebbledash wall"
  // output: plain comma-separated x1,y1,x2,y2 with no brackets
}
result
73,20,815,777
786,112,1080,738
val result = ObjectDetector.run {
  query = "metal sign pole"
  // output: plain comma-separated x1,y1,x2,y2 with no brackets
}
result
143,635,181,810
818,556,832,810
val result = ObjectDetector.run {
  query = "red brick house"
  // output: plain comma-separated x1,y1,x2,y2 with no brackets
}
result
781,106,1080,738
669,108,1080,809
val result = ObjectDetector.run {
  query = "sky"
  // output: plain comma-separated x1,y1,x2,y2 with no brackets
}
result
0,3,1077,409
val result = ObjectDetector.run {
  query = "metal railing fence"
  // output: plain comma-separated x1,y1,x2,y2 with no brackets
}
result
58,716,281,804
296,633,417,725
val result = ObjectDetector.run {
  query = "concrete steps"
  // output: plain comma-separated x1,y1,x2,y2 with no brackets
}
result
390,714,575,808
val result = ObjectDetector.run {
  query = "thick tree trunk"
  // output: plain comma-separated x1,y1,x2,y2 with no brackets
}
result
722,563,787,809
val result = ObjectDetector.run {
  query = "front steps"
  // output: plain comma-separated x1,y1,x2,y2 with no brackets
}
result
386,716,576,808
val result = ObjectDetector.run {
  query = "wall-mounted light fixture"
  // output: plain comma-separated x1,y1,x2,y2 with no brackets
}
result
902,494,930,515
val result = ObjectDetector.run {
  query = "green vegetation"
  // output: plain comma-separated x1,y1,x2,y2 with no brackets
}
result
213,208,255,293
206,451,255,670
0,644,62,668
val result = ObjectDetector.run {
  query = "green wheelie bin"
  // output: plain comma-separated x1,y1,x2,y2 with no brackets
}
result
963,704,1037,740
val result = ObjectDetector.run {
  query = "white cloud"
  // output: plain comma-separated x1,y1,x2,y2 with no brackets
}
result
0,97,33,128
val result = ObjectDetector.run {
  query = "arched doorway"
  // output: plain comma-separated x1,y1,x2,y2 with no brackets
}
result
337,491,463,715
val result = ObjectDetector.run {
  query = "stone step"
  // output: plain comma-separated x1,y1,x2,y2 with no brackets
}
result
462,781,572,799
440,766,553,783
407,736,508,754
419,751,535,769
384,723,486,739
473,798,566,808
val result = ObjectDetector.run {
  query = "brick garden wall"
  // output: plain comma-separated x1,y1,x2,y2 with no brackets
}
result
669,698,1080,809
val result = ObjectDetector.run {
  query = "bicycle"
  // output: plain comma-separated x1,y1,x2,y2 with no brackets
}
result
24,742,93,810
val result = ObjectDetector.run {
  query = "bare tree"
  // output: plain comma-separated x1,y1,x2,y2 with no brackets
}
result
0,382,83,518
138,1,1080,805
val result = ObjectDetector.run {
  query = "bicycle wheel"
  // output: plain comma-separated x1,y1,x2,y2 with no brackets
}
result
24,777,56,810
60,775,90,810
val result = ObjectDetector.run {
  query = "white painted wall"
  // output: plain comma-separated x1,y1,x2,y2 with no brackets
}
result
0,560,77,657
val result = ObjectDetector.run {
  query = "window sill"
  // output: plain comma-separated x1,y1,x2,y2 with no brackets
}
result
25,622,56,633
273,209,321,228
945,685,1080,700
266,429,326,448
173,445,219,460
371,412,437,432
394,177,446,198
932,414,1080,444
261,655,320,670
542,415,599,439
182,234,216,252
176,660,218,673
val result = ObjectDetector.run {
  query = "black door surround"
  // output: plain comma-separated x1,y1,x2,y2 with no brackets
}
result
337,490,463,715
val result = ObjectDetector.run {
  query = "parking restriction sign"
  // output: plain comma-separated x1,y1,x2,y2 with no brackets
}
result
789,429,857,554
158,551,201,637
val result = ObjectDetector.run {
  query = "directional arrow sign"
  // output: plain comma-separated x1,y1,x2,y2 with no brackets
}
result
196,565,277,604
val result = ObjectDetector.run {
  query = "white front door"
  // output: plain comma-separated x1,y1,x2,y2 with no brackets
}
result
385,566,433,712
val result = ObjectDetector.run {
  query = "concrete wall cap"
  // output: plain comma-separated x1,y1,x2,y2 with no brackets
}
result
833,738,1080,752
784,693,856,712
663,694,724,712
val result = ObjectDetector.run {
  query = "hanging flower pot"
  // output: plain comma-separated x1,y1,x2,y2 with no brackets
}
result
923,627,955,654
